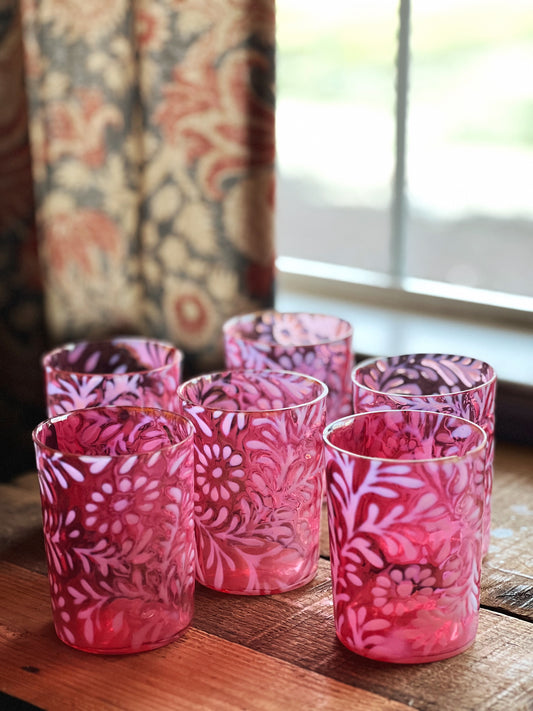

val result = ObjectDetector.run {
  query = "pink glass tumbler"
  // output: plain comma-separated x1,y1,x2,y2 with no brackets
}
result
324,409,487,664
223,310,353,422
33,406,195,654
177,369,328,595
43,337,183,416
352,354,496,555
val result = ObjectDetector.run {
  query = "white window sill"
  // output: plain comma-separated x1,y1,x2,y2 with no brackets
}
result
276,269,533,388
275,267,533,444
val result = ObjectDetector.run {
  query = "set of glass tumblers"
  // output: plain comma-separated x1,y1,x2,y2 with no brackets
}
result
33,311,496,664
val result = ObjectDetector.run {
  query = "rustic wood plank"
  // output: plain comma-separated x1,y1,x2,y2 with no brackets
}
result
0,443,532,710
0,562,410,711
482,443,533,621
0,475,46,575
194,558,533,711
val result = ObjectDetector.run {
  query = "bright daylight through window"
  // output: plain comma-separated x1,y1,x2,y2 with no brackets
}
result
275,0,533,316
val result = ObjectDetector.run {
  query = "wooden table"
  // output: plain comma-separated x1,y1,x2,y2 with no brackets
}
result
1,442,532,711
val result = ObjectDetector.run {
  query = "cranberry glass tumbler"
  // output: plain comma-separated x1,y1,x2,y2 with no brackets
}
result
324,410,487,664
223,311,353,422
33,406,195,654
43,337,183,416
352,354,496,555
178,370,328,594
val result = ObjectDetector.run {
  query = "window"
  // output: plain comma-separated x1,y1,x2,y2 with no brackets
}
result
275,0,533,319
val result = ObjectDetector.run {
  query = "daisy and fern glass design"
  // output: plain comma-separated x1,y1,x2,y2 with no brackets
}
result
352,354,496,555
43,337,183,416
178,369,327,595
33,406,195,654
223,311,353,422
324,409,487,664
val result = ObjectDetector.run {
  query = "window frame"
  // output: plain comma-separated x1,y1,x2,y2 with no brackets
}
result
275,0,533,327
275,0,533,446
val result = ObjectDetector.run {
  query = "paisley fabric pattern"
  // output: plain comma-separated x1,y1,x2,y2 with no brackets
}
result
178,370,328,595
352,353,496,555
224,311,354,422
324,410,487,664
43,337,183,416
33,406,195,654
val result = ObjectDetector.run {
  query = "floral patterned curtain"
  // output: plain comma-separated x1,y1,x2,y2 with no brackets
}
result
0,0,275,478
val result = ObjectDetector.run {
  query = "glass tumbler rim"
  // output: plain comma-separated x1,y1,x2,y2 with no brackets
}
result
41,336,183,378
222,309,353,347
351,352,497,399
32,405,194,459
177,368,329,414
323,409,487,464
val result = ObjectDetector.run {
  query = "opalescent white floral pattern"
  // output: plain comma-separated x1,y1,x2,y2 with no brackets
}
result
324,409,486,663
43,337,183,416
33,406,195,654
178,370,327,594
352,353,496,555
223,311,353,422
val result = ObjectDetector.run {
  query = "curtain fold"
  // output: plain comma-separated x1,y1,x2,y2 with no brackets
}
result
0,0,46,476
0,0,276,478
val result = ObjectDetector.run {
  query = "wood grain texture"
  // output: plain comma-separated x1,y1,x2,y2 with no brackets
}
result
0,562,410,711
1,560,532,711
481,443,533,621
0,443,532,711
0,473,46,575
194,560,533,711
